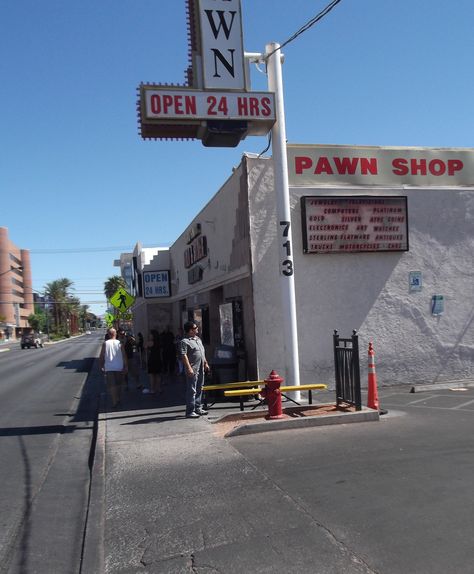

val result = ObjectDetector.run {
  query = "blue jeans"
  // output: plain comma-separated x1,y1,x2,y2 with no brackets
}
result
185,368,204,415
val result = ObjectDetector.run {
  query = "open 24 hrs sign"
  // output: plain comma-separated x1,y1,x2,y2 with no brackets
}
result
143,271,171,298
142,88,275,123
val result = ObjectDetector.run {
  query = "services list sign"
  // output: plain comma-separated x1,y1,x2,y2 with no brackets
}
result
301,196,408,254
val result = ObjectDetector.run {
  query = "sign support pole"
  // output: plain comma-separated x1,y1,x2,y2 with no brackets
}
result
265,43,301,395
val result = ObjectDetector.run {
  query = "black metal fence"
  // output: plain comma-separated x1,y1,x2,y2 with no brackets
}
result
333,330,362,410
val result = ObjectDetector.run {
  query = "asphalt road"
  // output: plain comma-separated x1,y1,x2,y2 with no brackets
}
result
0,333,103,574
227,386,474,573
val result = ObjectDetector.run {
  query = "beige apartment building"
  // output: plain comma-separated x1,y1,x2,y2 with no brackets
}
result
0,227,34,339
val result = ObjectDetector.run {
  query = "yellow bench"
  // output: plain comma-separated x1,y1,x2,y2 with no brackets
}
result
202,381,265,409
223,383,328,411
202,381,264,392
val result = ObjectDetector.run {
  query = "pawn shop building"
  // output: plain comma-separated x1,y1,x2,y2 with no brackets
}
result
136,144,474,389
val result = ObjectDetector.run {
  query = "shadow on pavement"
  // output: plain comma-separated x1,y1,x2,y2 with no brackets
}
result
99,370,188,417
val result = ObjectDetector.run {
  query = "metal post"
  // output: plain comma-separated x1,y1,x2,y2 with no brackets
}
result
265,43,301,396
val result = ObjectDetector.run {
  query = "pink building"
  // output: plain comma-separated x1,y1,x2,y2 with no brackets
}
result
0,227,34,339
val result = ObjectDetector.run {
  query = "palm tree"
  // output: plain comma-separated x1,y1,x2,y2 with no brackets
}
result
44,278,73,334
104,276,127,301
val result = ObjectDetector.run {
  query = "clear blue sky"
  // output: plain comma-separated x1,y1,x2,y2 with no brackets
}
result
2,1,473,316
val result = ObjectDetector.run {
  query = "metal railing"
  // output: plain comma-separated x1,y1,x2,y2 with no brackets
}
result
333,329,362,411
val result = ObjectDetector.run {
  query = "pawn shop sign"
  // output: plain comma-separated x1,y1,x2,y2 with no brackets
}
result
109,288,135,311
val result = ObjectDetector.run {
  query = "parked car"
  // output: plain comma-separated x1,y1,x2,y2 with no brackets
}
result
20,332,46,349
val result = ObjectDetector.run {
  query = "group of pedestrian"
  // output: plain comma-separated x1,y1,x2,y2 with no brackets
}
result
100,321,210,418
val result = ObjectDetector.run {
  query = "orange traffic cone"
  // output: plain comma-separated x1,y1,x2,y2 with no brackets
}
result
367,341,381,412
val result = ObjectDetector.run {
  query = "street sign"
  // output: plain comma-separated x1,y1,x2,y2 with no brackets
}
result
109,288,135,311
104,312,114,325
116,311,133,321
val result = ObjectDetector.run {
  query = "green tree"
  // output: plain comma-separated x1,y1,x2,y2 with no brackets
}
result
104,276,127,301
44,278,74,335
78,304,90,330
28,313,46,333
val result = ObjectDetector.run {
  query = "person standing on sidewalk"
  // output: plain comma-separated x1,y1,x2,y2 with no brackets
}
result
143,329,163,395
180,321,210,418
99,327,128,408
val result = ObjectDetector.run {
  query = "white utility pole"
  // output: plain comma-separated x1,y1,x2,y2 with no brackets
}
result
265,42,301,393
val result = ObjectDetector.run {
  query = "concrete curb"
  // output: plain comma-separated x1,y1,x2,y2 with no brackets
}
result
410,380,474,393
77,359,106,574
80,406,106,574
220,406,379,437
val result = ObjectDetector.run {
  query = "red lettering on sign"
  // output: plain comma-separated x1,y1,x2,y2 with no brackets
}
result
392,158,409,176
448,159,463,175
294,156,378,176
249,97,259,116
360,157,378,175
237,96,271,117
314,157,333,175
237,97,248,115
333,157,358,175
294,156,313,174
162,95,173,114
429,159,445,176
261,97,272,117
393,157,464,177
411,159,427,175
150,94,196,116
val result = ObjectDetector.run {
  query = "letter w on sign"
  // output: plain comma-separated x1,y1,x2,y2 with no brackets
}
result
198,0,245,90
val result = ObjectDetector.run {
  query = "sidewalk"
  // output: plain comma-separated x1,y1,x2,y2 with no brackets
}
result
0,338,14,350
87,368,378,573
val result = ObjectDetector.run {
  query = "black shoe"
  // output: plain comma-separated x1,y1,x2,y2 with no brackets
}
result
195,408,208,415
186,412,200,418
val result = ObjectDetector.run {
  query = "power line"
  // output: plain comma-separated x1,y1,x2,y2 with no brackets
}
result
30,243,170,254
265,0,344,60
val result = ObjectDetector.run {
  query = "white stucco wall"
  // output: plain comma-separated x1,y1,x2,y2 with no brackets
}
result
247,156,474,388
170,163,250,300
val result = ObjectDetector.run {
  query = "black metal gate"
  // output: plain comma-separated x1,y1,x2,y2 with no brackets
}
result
333,330,362,410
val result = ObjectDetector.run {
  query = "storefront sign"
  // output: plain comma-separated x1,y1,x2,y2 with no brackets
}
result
187,223,202,244
142,88,275,123
288,144,474,187
184,236,208,268
143,271,170,298
138,0,275,142
188,265,204,285
301,196,408,253
198,0,245,90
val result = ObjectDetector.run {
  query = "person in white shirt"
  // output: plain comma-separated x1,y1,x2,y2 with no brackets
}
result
99,327,128,408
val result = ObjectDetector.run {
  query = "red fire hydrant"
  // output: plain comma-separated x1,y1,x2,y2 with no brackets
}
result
261,370,284,419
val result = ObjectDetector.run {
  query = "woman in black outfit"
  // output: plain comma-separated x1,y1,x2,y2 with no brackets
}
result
144,329,162,395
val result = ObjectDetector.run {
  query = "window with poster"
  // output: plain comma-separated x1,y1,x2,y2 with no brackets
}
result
218,299,244,349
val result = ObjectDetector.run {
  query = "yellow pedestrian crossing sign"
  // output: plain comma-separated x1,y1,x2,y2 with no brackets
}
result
104,312,114,325
109,288,135,311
